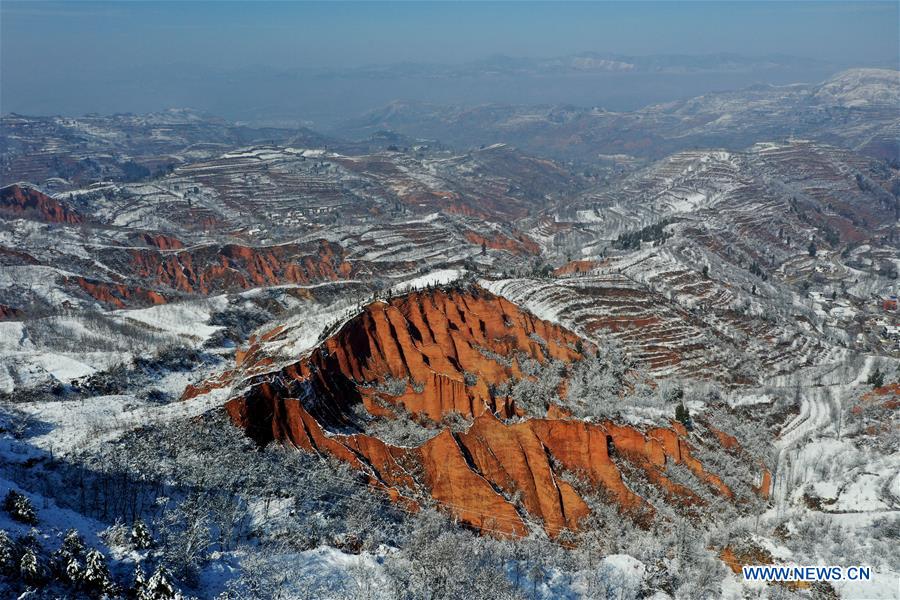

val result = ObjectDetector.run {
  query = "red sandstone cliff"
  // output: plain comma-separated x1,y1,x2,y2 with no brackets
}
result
464,230,541,256
209,287,766,537
0,184,84,225
64,239,355,310
121,239,353,296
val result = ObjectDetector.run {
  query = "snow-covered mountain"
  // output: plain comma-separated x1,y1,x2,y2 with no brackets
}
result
813,68,900,108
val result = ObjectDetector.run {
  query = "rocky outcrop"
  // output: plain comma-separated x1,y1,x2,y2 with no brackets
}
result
297,288,583,423
0,246,41,266
120,239,353,296
71,276,167,309
0,184,84,224
67,239,355,309
553,260,600,276
213,287,765,537
0,304,24,320
133,232,185,250
464,231,540,255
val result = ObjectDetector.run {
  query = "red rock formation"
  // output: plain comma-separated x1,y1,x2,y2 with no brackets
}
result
0,184,83,224
464,231,541,256
0,304,24,320
137,232,185,250
210,288,764,537
756,470,772,497
71,277,167,309
67,239,356,310
123,239,353,296
297,289,583,423
553,260,601,276
0,246,41,266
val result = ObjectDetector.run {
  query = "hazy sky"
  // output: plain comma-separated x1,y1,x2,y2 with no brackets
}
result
2,1,898,119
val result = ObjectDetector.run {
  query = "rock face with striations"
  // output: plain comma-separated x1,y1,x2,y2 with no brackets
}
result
120,239,354,296
68,239,355,309
214,287,767,536
0,184,84,224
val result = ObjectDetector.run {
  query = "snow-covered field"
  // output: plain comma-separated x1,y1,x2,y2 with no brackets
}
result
0,297,229,393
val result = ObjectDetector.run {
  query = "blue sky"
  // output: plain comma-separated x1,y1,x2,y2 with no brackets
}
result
3,1,897,71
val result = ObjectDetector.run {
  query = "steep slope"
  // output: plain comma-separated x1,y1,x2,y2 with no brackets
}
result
206,287,767,537
115,239,355,296
0,184,85,224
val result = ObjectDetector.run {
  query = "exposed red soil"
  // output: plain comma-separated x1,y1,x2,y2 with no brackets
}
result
0,304,24,320
0,246,41,266
124,239,354,296
553,260,600,276
464,231,541,255
137,232,185,250
204,288,763,537
71,277,167,309
0,184,83,224
719,546,810,591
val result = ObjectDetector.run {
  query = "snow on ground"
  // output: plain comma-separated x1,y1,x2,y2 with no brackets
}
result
0,348,130,394
574,209,605,223
599,554,646,590
479,278,566,324
535,554,649,599
272,297,361,361
745,356,900,600
0,321,30,352
0,265,85,308
725,391,774,407
33,353,100,382
397,212,442,224
768,356,899,505
0,297,231,393
17,386,232,455
0,474,112,556
251,546,388,598
390,268,464,295
832,571,900,600
779,436,898,512
113,296,228,341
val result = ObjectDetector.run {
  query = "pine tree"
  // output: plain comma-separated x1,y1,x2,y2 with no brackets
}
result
808,241,817,257
3,490,38,525
0,529,16,575
52,528,86,586
65,556,82,587
675,403,692,430
867,368,885,389
82,548,114,594
132,564,147,597
20,546,44,585
131,519,153,549
142,564,180,600
60,529,85,557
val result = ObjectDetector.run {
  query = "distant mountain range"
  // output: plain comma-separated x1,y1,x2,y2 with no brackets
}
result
335,51,834,78
4,52,881,124
332,68,900,162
